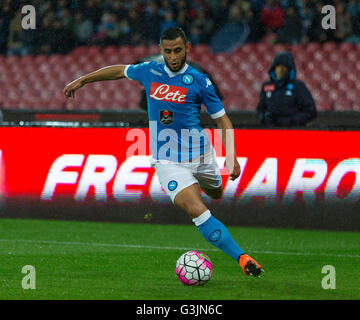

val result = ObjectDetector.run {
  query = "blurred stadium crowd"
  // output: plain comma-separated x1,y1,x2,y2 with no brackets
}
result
1,0,360,56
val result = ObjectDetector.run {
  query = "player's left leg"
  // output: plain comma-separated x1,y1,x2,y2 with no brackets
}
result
189,150,263,276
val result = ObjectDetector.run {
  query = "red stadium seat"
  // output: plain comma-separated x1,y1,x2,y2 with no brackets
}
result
339,42,355,52
322,41,337,52
87,46,101,57
334,98,353,111
305,42,320,53
2,43,360,112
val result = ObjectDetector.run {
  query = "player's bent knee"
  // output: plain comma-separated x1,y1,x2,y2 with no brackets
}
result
183,202,208,218
212,188,223,199
175,198,207,218
203,186,223,200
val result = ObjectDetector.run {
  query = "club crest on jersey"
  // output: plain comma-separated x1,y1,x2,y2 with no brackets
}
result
159,109,174,125
150,82,187,104
182,74,193,85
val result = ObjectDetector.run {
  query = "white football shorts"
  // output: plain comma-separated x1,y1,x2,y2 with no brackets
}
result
150,147,222,203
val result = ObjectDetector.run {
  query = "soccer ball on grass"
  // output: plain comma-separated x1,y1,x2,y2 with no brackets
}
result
175,250,213,286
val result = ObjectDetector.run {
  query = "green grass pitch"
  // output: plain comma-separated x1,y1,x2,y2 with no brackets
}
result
0,218,359,300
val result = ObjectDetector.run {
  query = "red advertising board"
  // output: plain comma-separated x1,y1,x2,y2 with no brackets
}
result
0,127,359,206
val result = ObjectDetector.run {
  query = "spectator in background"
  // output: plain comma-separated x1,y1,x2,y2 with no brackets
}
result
160,9,177,35
92,12,115,47
175,0,188,17
261,0,284,32
158,0,172,19
39,0,54,17
213,0,231,29
233,0,252,16
111,0,128,20
36,15,54,55
176,9,191,36
0,2,13,54
191,9,214,44
58,7,73,30
348,3,360,44
346,0,360,17
3,0,360,57
7,11,29,56
257,51,317,127
83,0,102,26
280,0,303,17
144,0,161,44
49,18,73,54
112,18,132,46
229,2,246,23
128,7,147,45
305,1,334,43
300,0,315,40
189,25,204,45
73,11,94,46
333,1,353,43
54,0,68,19
250,0,266,15
246,8,266,42
278,5,303,44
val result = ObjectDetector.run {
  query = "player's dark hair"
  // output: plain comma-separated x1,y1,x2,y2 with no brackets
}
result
160,26,187,45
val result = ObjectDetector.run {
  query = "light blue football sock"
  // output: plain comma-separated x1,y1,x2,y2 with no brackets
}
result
192,210,245,262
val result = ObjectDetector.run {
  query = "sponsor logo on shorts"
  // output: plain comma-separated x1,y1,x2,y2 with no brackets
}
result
209,230,221,242
168,180,178,191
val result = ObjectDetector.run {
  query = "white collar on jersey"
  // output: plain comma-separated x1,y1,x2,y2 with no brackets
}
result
164,63,189,78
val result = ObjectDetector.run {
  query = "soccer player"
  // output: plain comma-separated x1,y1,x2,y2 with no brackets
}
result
63,27,263,277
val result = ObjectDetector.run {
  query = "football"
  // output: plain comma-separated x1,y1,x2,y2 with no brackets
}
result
175,250,213,286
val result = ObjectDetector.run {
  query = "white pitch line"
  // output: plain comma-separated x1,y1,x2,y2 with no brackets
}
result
0,238,359,259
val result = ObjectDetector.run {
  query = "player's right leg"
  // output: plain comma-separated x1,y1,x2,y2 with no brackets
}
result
173,184,263,277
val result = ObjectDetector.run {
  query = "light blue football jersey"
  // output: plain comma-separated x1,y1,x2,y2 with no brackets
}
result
125,61,225,162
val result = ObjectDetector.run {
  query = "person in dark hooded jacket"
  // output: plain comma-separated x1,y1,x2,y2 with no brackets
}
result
257,51,317,127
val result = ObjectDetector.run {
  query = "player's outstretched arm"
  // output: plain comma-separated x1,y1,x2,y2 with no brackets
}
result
214,114,241,181
63,65,127,99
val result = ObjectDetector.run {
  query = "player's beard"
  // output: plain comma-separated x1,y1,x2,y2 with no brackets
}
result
165,53,187,72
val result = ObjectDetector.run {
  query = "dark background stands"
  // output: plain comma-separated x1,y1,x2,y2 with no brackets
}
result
1,0,360,57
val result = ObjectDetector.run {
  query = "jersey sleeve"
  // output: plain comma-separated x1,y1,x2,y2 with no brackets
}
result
199,75,226,119
124,61,152,84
